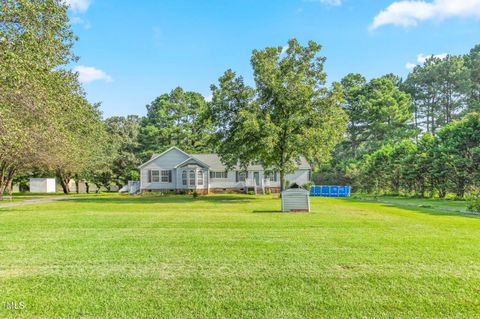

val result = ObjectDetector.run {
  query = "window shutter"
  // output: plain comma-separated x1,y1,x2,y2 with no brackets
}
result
210,171,214,179
274,172,277,182
168,170,172,183
246,171,249,178
236,171,239,182
148,170,152,183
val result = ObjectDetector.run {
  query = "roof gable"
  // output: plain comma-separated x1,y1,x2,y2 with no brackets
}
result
175,157,210,169
139,147,191,169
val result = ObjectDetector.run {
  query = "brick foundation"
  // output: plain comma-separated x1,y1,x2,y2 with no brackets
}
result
142,187,281,195
142,189,208,195
209,187,281,194
208,188,245,194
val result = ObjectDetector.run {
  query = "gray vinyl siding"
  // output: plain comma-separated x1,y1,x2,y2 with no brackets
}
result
209,170,248,189
209,169,310,189
140,148,189,190
281,189,310,212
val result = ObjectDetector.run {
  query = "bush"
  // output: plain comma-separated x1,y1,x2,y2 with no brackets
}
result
467,193,480,213
302,182,314,191
247,191,256,195
192,191,199,199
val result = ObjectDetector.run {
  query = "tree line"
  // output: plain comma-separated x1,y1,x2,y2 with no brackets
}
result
2,0,479,198
0,0,111,198
320,46,480,198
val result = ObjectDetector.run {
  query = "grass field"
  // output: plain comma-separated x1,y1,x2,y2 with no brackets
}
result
352,195,469,212
1,194,480,318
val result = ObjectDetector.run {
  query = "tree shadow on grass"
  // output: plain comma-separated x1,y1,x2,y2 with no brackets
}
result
66,195,256,205
337,197,480,219
252,210,282,214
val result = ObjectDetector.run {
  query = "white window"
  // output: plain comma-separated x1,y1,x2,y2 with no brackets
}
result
161,170,171,183
151,170,160,183
198,170,204,185
237,171,247,182
210,171,228,179
189,170,195,186
269,172,277,182
182,171,187,185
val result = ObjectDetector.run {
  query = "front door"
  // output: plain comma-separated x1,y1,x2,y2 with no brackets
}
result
253,172,260,186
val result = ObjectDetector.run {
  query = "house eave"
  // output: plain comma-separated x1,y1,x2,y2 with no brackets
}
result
174,157,210,169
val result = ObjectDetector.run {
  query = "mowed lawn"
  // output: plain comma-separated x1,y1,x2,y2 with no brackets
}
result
1,194,480,318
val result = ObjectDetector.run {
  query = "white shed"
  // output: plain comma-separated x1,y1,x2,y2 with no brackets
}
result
29,178,56,193
281,188,310,212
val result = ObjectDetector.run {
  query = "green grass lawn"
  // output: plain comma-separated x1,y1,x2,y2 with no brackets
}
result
1,194,480,318
352,194,469,212
1,192,66,203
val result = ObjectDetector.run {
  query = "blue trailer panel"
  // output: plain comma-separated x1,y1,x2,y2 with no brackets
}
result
310,185,351,197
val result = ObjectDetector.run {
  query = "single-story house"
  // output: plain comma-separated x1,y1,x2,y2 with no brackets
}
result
138,147,311,194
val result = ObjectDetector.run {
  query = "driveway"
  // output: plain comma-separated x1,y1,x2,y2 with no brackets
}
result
0,196,70,208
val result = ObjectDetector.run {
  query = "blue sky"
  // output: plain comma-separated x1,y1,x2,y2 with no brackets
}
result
66,0,480,118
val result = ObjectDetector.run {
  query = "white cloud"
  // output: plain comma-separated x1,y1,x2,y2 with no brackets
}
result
319,0,342,5
70,16,84,24
405,52,448,69
304,0,342,6
370,0,480,30
64,0,91,13
416,52,447,63
405,62,417,70
74,66,112,84
70,16,91,29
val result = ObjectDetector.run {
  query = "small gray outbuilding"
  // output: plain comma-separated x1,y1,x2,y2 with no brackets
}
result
29,178,56,193
281,188,310,212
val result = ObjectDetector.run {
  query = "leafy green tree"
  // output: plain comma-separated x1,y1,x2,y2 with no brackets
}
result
361,74,415,150
339,73,368,159
435,56,470,124
210,39,347,191
403,59,441,135
339,74,414,158
209,70,259,171
389,140,416,194
465,45,480,113
105,115,141,186
54,102,114,194
0,0,79,198
138,87,213,160
426,140,450,199
411,134,436,196
404,55,469,135
359,146,393,194
436,113,480,198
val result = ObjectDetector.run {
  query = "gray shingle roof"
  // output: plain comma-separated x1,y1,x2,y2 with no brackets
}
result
191,153,311,171
148,148,311,171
